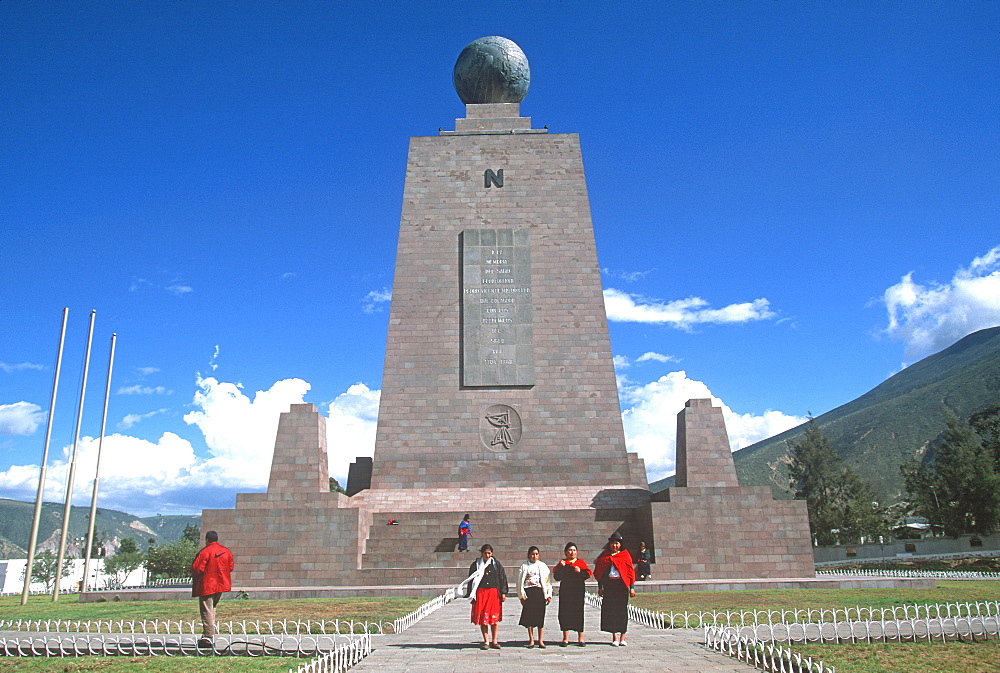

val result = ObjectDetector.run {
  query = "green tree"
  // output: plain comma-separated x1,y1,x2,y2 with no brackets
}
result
788,420,841,545
103,551,144,588
837,471,888,544
119,537,139,554
181,524,201,544
146,539,199,580
330,477,346,494
788,419,883,545
902,410,1000,537
970,404,1000,470
21,550,73,592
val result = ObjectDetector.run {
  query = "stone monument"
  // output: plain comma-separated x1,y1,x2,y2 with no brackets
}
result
200,37,814,591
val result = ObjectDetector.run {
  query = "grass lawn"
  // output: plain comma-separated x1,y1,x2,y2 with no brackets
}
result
0,594,426,627
795,639,1000,673
632,581,1000,622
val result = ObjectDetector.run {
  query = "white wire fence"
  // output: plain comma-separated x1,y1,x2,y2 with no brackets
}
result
290,634,373,673
817,568,1000,580
0,632,360,658
705,626,835,673
580,598,1000,629
0,617,392,636
584,592,668,628
589,591,1000,672
0,587,453,673
728,615,1000,644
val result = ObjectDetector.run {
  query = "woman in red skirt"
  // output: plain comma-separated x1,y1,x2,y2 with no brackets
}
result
464,543,509,649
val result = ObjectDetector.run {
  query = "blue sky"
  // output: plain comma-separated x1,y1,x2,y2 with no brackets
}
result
2,1,998,517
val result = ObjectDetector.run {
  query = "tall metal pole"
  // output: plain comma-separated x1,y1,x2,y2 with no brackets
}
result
53,309,96,600
20,308,69,605
82,333,116,592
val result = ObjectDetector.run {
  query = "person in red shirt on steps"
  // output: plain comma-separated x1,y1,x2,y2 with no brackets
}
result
191,531,235,645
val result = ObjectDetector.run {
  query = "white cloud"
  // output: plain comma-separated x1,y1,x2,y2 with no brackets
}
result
603,268,654,282
362,288,392,314
117,385,171,396
614,352,679,370
0,361,45,373
182,375,311,485
166,284,193,296
118,408,169,430
619,371,805,483
129,277,151,292
883,246,1000,363
0,375,315,514
0,432,199,506
604,288,776,330
136,367,160,377
325,383,381,486
0,402,45,436
636,352,679,364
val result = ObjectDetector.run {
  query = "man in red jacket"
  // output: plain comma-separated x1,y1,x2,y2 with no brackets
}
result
191,530,235,644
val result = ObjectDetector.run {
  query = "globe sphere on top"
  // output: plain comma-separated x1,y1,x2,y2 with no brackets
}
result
453,36,530,104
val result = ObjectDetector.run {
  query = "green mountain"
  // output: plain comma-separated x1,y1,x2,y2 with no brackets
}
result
0,498,200,558
652,326,1000,501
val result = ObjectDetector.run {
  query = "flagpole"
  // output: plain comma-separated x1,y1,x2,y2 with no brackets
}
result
82,332,116,592
20,308,69,605
53,309,96,600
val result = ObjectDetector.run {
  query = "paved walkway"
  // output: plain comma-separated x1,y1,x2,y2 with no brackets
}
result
352,596,755,673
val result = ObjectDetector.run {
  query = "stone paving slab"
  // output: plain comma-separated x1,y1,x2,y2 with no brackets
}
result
352,596,755,672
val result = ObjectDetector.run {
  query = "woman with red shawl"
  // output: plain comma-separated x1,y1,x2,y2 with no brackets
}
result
552,541,591,646
593,532,635,646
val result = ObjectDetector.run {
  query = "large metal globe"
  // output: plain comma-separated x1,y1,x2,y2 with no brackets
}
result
453,36,530,104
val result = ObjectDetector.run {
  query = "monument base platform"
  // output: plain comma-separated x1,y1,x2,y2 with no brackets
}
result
79,576,935,603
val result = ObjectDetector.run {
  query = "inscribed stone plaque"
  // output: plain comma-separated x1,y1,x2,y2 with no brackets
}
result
461,229,534,386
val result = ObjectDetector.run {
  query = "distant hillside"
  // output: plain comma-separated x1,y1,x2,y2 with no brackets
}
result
651,326,1000,501
0,498,200,558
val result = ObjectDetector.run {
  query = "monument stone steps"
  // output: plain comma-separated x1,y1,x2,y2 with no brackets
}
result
359,507,649,572
349,485,647,511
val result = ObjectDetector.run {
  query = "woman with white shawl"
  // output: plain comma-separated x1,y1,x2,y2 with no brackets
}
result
516,545,553,648
463,543,508,649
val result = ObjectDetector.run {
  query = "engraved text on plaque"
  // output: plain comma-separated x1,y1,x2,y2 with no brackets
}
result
461,229,534,386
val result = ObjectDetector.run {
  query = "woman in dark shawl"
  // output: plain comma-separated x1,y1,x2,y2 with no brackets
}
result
552,541,591,646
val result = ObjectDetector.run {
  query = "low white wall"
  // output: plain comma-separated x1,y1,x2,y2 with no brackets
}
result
0,558,148,594
814,532,1000,564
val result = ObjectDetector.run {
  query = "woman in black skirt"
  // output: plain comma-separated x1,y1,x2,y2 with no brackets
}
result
593,532,635,646
516,546,552,648
552,541,592,646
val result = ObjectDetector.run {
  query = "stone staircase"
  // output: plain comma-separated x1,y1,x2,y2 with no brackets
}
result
355,505,651,586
